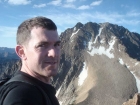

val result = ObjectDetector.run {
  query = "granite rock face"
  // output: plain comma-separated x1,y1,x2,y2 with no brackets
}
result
53,22,140,105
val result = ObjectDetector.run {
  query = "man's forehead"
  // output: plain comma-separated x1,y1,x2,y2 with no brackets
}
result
31,27,59,37
38,40,61,45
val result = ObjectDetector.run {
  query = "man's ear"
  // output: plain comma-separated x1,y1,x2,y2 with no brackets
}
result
15,45,27,60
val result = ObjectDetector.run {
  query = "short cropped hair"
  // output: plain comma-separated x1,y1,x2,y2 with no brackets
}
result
16,16,57,45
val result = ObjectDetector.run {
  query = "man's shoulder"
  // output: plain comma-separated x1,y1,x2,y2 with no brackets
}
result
1,71,45,98
7,81,40,92
2,81,43,98
2,81,44,105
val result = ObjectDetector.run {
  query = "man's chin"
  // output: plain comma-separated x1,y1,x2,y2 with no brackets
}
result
45,69,58,76
44,62,58,66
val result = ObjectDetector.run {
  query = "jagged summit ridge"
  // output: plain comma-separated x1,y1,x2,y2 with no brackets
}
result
55,21,140,105
66,22,140,60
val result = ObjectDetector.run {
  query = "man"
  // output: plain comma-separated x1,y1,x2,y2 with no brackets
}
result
2,16,60,105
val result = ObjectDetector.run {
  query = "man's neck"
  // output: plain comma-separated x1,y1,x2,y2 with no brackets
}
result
20,65,51,84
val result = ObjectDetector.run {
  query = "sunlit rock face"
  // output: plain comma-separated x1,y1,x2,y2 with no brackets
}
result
122,93,140,105
53,22,140,105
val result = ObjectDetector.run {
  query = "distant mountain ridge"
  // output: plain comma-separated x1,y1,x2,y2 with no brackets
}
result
0,47,20,79
0,47,15,53
0,47,19,60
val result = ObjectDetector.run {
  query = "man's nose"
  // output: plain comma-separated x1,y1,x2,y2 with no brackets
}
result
48,47,58,57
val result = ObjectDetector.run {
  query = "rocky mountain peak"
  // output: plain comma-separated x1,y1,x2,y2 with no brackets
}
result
74,22,83,29
54,21,140,105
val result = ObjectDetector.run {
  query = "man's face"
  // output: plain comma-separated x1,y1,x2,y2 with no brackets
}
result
24,27,60,78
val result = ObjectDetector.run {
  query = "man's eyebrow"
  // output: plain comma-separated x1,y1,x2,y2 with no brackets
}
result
38,41,48,45
38,40,61,44
56,41,61,43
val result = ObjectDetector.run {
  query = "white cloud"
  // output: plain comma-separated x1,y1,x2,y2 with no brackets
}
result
48,0,62,6
121,4,129,8
48,12,139,33
83,12,140,25
117,19,140,25
91,0,102,6
63,3,75,8
33,4,46,8
78,5,90,10
66,0,76,3
126,11,140,17
6,0,31,5
23,10,140,34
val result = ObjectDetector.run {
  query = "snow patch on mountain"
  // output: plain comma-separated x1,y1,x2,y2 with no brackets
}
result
118,44,121,52
87,37,115,59
126,64,130,68
59,101,63,105
88,41,92,50
56,86,62,97
73,27,76,31
135,62,139,66
94,27,103,43
100,39,105,43
70,29,80,42
78,62,88,86
130,71,140,93
119,58,124,65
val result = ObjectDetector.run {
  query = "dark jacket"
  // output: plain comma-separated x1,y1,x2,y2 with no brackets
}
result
0,71,60,105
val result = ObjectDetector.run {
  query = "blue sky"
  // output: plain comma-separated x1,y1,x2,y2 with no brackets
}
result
0,0,140,48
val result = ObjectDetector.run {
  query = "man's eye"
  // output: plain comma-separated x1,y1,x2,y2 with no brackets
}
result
39,44,46,47
54,43,60,47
